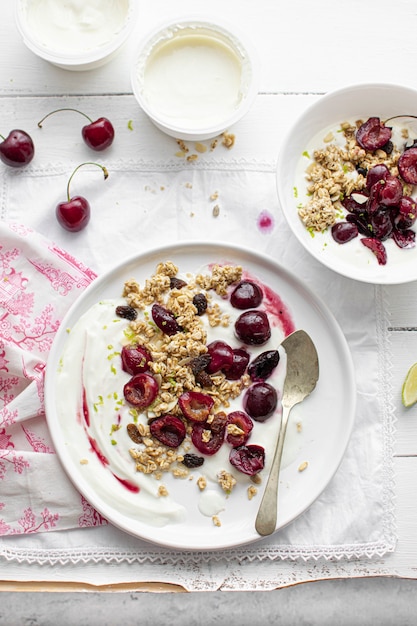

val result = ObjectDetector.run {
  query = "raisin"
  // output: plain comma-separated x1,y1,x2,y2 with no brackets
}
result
127,423,142,444
195,370,213,388
170,277,187,289
193,293,208,315
189,354,211,375
115,305,137,321
182,453,205,468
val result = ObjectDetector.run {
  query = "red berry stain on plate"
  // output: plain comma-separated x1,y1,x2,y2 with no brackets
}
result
257,210,274,233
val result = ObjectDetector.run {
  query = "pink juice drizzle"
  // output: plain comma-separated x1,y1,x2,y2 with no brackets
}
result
242,270,295,336
257,210,275,234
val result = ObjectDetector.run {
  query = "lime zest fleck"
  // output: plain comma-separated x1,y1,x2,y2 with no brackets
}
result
128,120,134,131
302,150,310,159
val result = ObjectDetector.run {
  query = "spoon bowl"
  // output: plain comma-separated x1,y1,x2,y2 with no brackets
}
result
255,329,319,536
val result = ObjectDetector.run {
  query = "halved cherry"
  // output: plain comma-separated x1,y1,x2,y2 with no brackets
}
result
229,445,265,475
248,350,280,382
121,344,152,375
123,373,158,408
356,117,392,151
191,412,226,455
149,415,186,448
178,391,214,423
225,411,253,447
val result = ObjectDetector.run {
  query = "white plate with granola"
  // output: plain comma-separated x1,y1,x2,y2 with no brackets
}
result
277,82,417,284
44,242,355,551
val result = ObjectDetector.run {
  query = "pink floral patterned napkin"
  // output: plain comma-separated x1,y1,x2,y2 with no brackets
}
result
0,222,108,535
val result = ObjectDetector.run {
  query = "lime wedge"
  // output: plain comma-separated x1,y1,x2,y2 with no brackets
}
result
402,362,417,407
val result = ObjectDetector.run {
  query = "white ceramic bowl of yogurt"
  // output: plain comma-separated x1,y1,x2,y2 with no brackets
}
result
15,0,139,71
131,18,259,141
277,82,417,284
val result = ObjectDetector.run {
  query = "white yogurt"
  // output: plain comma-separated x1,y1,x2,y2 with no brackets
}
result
23,0,130,54
141,30,243,129
55,268,304,528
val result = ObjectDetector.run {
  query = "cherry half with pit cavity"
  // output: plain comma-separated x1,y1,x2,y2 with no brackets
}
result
55,162,109,232
38,108,115,151
0,129,34,168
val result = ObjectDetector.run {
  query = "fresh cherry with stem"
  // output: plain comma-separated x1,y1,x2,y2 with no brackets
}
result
38,108,115,151
56,162,109,232
0,129,34,167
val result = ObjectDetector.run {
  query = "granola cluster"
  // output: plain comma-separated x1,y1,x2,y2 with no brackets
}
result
298,120,409,232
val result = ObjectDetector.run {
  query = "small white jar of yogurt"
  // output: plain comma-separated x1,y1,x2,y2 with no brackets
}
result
15,0,139,71
131,19,259,140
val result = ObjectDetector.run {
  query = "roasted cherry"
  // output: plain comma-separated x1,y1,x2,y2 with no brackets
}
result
151,303,181,335
206,340,234,374
121,344,152,375
229,444,265,476
230,280,263,309
123,373,158,408
331,222,359,244
178,391,214,422
356,117,392,151
235,310,271,345
191,412,226,455
361,237,387,265
248,350,280,381
398,147,417,184
224,348,250,380
225,411,253,447
243,382,277,421
150,414,186,448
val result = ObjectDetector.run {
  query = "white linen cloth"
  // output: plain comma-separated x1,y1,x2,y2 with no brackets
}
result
0,94,397,588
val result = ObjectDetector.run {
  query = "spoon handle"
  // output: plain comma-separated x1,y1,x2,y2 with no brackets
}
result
255,404,291,536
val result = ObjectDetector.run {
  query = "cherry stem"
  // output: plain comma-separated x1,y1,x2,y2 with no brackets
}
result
383,114,417,124
38,108,93,128
66,162,109,202
0,134,4,141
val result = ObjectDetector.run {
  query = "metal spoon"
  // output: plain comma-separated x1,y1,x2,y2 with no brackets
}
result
255,329,319,536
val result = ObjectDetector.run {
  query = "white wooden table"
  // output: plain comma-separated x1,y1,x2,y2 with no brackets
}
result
2,0,417,602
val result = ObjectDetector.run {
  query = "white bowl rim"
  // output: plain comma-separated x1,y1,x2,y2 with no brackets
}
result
130,16,260,139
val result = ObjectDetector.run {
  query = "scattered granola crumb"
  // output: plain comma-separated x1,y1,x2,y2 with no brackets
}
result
212,205,220,217
158,485,169,497
296,421,303,433
195,142,207,153
218,470,236,494
210,191,219,201
210,139,218,151
186,154,198,162
222,132,235,149
250,473,262,485
298,461,309,472
212,515,222,527
185,182,193,189
197,476,207,491
80,458,88,465
175,151,187,158
176,139,189,153
247,485,257,500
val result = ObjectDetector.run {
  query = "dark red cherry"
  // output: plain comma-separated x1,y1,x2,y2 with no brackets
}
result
121,344,152,375
178,391,214,423
56,196,90,232
206,340,234,374
248,350,280,381
229,444,265,476
224,348,250,380
151,303,181,335
356,117,392,151
191,412,226,455
398,147,417,184
243,382,277,421
55,162,108,232
392,228,416,249
366,163,390,190
235,310,271,345
396,196,417,229
225,411,253,447
0,129,34,168
38,108,115,151
149,415,186,448
379,175,403,207
361,237,387,265
230,280,263,309
123,373,159,408
331,222,359,244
